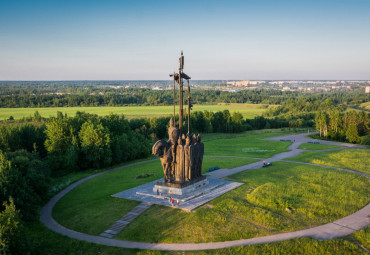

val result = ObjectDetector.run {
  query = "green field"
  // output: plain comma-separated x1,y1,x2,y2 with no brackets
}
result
43,130,370,254
115,162,369,243
52,160,369,243
52,156,257,235
202,130,292,158
297,143,343,150
27,221,366,254
52,129,369,244
0,103,271,120
287,149,370,175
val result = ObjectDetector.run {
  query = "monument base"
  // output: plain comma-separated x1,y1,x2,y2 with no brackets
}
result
153,177,208,195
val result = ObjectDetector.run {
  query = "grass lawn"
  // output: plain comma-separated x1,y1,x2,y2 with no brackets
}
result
112,162,369,243
202,156,257,170
52,156,257,235
353,226,370,250
286,149,370,175
297,143,343,150
0,103,270,120
27,221,366,254
203,130,292,158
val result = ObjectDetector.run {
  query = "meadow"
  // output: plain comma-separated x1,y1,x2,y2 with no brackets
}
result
52,130,369,245
27,220,367,254
52,130,292,235
202,130,293,158
115,162,369,243
287,148,370,175
0,103,270,120
27,220,366,254
297,143,343,150
52,156,258,235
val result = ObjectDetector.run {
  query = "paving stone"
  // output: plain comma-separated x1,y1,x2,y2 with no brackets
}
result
113,178,243,211
117,220,130,224
99,232,114,238
105,229,119,235
99,201,152,238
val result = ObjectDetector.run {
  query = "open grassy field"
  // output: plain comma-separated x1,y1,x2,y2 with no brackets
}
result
44,129,369,253
287,148,370,175
27,221,366,254
52,130,290,235
53,159,369,243
52,156,257,235
115,162,369,243
297,143,343,150
202,130,293,158
0,103,271,120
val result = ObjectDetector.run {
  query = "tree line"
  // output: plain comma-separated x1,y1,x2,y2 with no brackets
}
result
1,85,368,108
264,97,370,144
315,110,369,144
0,112,152,253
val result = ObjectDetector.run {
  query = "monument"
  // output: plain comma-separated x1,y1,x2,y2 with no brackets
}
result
113,52,243,211
151,52,207,195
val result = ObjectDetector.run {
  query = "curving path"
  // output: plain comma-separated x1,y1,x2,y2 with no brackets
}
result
40,132,370,251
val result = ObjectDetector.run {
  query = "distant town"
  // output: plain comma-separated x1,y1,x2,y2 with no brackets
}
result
151,80,370,93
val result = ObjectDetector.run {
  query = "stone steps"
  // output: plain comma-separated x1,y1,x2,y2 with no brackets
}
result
99,201,152,238
181,182,243,211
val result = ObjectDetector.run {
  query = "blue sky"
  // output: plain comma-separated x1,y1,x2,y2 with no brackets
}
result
0,0,369,80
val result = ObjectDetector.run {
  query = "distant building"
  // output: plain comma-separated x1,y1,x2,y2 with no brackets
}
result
152,86,164,91
249,81,266,85
227,89,241,93
366,86,370,93
227,80,249,86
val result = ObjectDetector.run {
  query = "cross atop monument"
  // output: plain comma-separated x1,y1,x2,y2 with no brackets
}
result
169,51,191,133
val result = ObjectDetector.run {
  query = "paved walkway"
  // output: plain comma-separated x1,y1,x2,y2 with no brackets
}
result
100,202,152,238
40,132,370,251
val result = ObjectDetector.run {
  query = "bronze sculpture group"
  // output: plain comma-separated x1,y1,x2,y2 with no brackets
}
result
152,52,205,188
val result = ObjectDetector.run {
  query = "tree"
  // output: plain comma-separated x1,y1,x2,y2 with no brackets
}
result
0,197,29,255
0,151,41,221
44,117,78,172
79,120,112,168
315,112,328,137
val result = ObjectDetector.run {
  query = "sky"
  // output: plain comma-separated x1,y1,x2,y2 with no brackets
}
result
0,0,370,80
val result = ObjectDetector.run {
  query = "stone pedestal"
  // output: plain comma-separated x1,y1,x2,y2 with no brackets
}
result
153,176,208,195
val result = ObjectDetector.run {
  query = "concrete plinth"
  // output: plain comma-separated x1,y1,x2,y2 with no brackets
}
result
112,178,243,211
153,178,209,195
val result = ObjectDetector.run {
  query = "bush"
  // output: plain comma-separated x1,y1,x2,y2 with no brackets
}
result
361,135,370,145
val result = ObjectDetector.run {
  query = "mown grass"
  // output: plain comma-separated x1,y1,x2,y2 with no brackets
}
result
297,143,343,150
202,156,257,170
203,129,293,158
0,103,269,120
353,226,370,250
26,221,366,254
115,162,369,243
287,149,370,175
52,156,257,235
